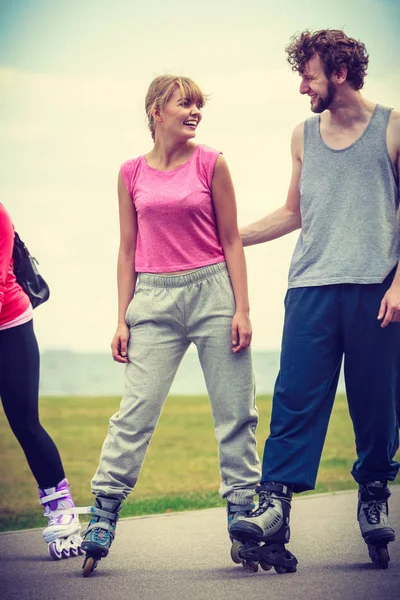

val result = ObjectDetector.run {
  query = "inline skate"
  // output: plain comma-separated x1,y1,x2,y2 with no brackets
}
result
358,481,395,569
81,496,122,577
39,478,84,560
229,483,297,574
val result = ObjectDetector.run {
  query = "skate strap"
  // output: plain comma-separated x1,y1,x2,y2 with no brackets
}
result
90,506,120,520
359,484,391,502
52,506,97,516
257,483,292,498
228,503,254,513
39,489,70,505
84,520,116,536
49,506,119,518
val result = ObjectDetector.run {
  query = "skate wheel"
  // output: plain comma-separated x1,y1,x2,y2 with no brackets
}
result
82,556,96,577
274,564,287,574
260,560,273,571
243,559,259,572
285,563,297,573
368,546,389,570
230,541,243,564
48,542,62,561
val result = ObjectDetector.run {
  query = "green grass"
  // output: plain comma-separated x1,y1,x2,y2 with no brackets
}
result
0,394,398,532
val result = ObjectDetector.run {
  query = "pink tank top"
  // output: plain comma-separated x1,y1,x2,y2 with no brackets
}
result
120,144,226,273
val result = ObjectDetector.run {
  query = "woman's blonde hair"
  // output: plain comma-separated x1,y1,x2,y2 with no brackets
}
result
145,75,207,141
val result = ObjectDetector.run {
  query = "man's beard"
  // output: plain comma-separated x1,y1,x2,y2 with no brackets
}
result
311,80,336,113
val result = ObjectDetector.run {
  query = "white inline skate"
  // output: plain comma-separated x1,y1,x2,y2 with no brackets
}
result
39,478,84,560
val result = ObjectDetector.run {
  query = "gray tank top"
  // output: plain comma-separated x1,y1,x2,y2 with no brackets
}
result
288,104,400,288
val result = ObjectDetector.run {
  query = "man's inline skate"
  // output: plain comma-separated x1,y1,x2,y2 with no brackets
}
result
358,481,395,569
39,478,84,560
229,483,298,574
81,496,122,577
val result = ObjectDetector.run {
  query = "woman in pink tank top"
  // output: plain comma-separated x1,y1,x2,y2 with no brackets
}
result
0,204,82,560
81,76,261,576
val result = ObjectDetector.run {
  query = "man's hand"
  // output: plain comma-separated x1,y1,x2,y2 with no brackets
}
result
111,323,130,362
232,311,252,353
378,282,400,327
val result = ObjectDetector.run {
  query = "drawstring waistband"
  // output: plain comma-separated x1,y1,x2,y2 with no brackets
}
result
138,262,227,288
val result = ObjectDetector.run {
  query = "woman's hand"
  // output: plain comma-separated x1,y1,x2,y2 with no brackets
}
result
111,322,130,363
231,311,252,353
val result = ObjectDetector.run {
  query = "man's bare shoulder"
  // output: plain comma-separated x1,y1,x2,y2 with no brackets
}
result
385,110,400,170
291,122,305,158
387,110,400,155
293,121,305,137
388,109,400,129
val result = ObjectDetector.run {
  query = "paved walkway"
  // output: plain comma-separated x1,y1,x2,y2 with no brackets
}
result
0,488,399,600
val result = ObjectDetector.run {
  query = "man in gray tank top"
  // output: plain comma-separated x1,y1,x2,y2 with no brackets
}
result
229,29,400,571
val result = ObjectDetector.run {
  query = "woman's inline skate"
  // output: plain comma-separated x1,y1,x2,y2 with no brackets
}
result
39,478,84,560
81,496,122,577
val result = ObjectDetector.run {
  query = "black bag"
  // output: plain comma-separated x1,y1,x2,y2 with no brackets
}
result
12,232,50,309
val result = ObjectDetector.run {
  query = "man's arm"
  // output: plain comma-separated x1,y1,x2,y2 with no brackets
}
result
378,110,400,327
240,123,304,247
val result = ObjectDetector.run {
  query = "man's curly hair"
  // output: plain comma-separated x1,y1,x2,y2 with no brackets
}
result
286,29,369,90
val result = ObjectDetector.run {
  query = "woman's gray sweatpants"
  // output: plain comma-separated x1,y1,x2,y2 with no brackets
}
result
91,262,261,505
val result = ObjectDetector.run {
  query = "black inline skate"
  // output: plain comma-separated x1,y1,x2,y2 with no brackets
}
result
229,483,298,574
81,496,122,577
358,481,395,569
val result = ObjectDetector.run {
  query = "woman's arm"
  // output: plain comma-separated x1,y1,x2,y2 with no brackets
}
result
211,155,251,353
111,171,138,363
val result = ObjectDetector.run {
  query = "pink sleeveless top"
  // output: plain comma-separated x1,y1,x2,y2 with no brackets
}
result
0,204,31,328
120,144,226,273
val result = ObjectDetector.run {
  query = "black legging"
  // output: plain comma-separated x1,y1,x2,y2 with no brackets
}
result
0,319,65,488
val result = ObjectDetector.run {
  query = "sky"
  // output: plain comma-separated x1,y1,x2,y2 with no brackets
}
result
1,0,399,351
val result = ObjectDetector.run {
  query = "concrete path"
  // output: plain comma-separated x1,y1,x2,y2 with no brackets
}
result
0,488,399,600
